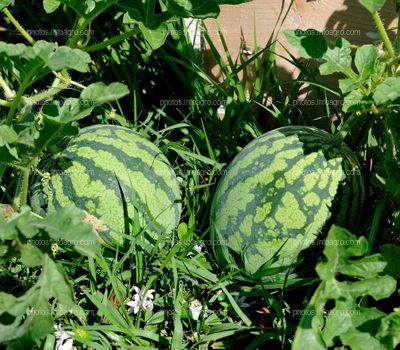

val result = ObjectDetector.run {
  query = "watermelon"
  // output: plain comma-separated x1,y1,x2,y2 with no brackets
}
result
210,126,364,274
30,125,181,244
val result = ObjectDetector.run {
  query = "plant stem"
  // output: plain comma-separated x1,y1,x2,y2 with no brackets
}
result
367,198,385,255
333,112,359,144
6,63,43,125
0,74,14,99
84,29,140,52
67,17,88,48
371,11,394,58
12,167,30,210
27,78,64,104
20,167,30,208
3,8,35,45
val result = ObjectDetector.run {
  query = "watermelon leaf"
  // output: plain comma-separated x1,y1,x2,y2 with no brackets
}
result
0,41,92,84
373,77,400,105
121,0,172,30
319,38,355,77
54,0,117,19
0,0,12,10
164,0,220,18
359,0,386,13
0,125,21,163
42,0,61,13
0,254,78,344
292,225,397,350
80,82,130,105
283,29,328,59
0,206,100,257
354,45,378,81
376,313,400,349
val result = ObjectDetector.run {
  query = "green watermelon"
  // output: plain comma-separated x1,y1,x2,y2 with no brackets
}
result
30,125,181,244
210,126,364,274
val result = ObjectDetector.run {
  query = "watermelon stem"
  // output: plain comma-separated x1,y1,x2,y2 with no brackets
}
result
2,8,35,45
13,167,30,210
0,73,15,100
371,11,395,58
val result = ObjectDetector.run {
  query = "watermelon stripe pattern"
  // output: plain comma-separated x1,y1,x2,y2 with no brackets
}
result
210,126,364,273
30,125,181,244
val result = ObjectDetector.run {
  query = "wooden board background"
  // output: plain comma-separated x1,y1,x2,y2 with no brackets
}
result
203,0,398,82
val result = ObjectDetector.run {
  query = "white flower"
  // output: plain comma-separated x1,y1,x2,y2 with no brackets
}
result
217,105,225,121
126,286,155,314
187,244,203,257
194,244,202,253
235,296,250,308
189,299,203,321
54,324,74,350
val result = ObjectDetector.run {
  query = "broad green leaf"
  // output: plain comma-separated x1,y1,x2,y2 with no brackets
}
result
57,0,117,19
355,45,378,81
121,0,172,30
0,41,92,83
34,82,127,156
0,254,76,342
319,38,354,77
0,125,18,144
373,77,400,105
0,206,100,257
339,78,363,94
43,0,61,13
0,207,37,240
284,29,327,59
32,100,82,155
165,0,220,18
139,22,170,50
40,98,93,124
341,330,381,350
359,0,386,13
342,89,372,113
20,244,43,267
47,46,91,72
40,206,101,257
343,90,363,113
0,0,12,10
292,225,397,350
376,312,400,350
80,82,130,105
0,125,20,162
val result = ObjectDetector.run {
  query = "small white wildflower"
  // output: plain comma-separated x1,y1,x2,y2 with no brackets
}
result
194,244,202,253
187,244,203,257
54,324,73,350
217,105,225,121
235,296,250,308
126,286,155,314
189,299,203,321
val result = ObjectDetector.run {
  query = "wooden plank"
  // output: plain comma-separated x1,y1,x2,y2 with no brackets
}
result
204,0,398,81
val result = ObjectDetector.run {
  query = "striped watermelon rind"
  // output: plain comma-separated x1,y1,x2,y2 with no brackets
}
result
210,126,364,274
30,125,181,244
